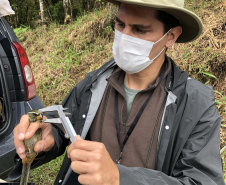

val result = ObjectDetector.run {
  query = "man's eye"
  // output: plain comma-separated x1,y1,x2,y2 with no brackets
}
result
116,23,124,28
135,28,146,34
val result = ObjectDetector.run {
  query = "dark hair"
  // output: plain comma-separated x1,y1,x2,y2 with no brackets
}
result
156,11,180,33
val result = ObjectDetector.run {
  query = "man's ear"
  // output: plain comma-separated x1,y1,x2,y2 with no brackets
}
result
165,26,182,47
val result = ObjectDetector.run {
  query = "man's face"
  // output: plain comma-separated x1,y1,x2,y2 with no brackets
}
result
115,3,169,62
115,3,165,42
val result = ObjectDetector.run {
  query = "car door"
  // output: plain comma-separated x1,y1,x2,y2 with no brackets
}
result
0,17,44,180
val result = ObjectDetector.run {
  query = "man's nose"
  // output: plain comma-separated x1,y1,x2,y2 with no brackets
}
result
121,27,133,37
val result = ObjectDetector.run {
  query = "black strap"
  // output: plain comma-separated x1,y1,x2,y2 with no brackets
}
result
114,91,120,146
114,61,166,162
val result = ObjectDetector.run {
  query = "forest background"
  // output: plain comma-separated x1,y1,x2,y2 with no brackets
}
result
6,0,226,184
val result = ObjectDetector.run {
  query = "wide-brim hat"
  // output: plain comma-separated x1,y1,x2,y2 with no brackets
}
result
106,0,203,43
0,0,15,18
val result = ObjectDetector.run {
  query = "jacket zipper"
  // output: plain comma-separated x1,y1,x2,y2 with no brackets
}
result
123,122,126,134
99,86,111,142
145,95,167,168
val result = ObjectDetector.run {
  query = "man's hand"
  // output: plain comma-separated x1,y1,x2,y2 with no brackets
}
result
67,135,119,185
13,115,55,159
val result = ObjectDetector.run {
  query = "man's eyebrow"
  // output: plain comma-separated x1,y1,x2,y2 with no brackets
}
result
115,17,151,29
132,24,151,29
115,17,124,24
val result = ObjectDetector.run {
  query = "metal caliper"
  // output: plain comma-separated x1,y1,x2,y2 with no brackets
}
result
38,105,77,142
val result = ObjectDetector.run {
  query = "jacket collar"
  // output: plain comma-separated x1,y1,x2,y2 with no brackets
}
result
85,56,188,94
86,58,116,88
165,56,188,92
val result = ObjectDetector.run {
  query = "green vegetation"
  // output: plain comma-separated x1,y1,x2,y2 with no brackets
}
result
28,151,64,184
14,26,30,41
13,1,225,184
8,0,106,27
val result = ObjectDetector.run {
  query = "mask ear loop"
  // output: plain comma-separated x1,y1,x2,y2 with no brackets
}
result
150,47,166,62
150,28,172,62
154,28,172,45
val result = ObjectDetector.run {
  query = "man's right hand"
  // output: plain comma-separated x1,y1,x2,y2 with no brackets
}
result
13,115,55,159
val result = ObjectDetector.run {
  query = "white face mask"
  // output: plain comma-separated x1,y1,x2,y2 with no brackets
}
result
112,29,171,74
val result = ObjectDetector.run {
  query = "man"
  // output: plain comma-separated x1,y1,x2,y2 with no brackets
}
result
13,0,225,184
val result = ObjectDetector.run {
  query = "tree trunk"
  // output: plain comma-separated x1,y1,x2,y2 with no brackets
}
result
43,0,53,22
69,0,73,21
63,0,71,24
39,0,45,25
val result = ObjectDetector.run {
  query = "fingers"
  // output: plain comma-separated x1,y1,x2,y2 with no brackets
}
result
24,121,48,139
78,174,101,185
34,134,55,153
78,174,94,185
70,154,103,176
14,115,29,139
71,161,90,174
68,137,119,185
76,135,83,141
13,115,30,159
67,135,105,156
13,114,55,159
35,122,55,152
69,149,91,162
13,132,25,158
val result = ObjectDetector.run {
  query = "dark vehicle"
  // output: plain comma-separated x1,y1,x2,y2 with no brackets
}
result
0,17,44,180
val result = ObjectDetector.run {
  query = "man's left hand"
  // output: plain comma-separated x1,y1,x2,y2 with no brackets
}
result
67,135,119,185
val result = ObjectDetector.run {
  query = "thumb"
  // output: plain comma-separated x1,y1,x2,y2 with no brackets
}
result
76,135,83,141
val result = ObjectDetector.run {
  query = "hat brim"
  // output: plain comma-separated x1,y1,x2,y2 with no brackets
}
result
106,0,203,43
